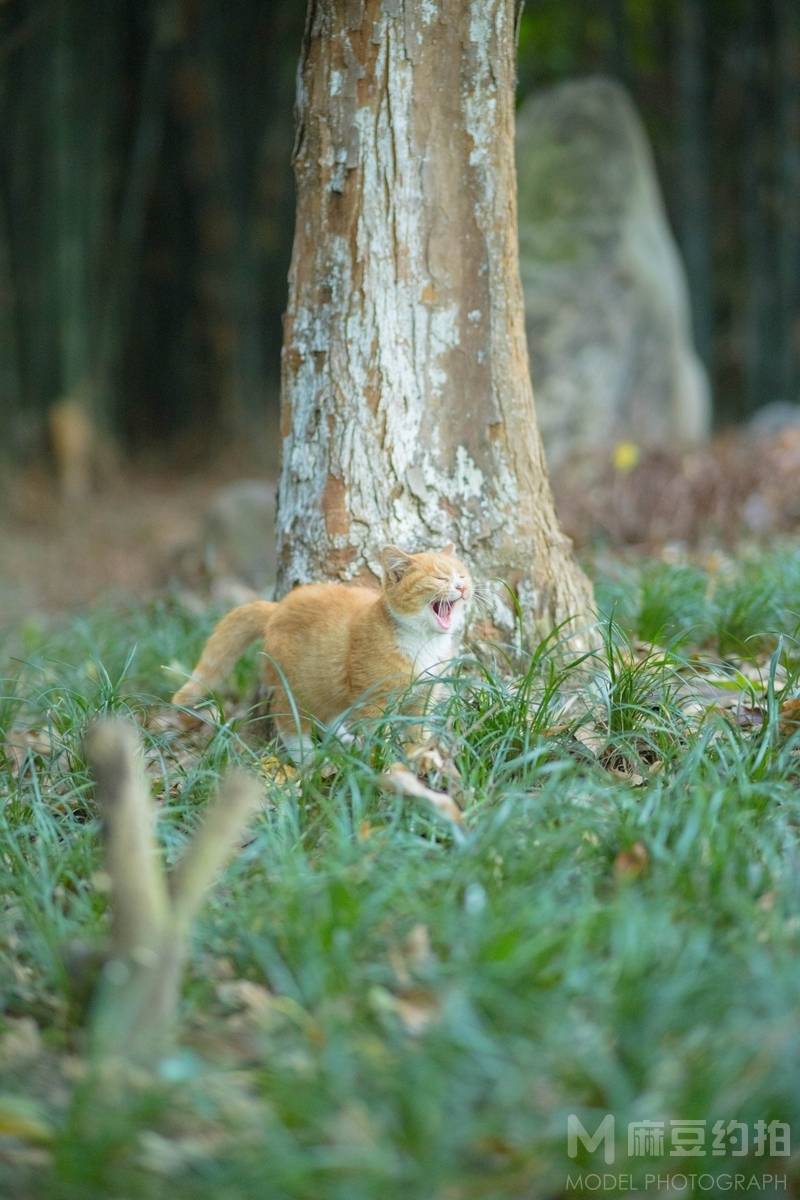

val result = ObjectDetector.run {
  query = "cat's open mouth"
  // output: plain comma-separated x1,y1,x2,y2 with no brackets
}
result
431,598,456,630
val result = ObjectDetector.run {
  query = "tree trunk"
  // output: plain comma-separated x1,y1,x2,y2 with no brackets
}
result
276,0,593,645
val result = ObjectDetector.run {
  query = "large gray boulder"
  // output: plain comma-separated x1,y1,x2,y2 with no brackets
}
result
169,479,276,599
516,76,710,467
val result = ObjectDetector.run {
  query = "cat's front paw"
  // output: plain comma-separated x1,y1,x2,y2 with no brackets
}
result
329,720,356,748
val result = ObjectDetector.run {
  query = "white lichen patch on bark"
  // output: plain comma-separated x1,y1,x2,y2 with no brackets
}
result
277,0,594,642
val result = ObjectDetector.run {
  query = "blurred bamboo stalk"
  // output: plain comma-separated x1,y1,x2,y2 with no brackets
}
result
4,0,795,447
0,155,22,463
676,0,712,370
0,0,301,457
777,0,800,404
96,1,179,408
1,1,174,473
742,4,776,416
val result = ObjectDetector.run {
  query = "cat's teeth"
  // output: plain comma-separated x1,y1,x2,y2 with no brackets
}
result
432,599,453,630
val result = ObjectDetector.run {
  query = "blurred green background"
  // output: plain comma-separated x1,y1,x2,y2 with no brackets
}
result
0,0,798,462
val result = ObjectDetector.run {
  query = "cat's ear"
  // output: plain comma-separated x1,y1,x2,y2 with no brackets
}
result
381,545,413,584
441,543,455,556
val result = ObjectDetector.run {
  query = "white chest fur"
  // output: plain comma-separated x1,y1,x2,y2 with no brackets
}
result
395,626,454,678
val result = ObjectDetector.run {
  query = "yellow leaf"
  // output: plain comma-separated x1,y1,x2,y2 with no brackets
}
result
379,763,463,828
0,1096,53,1144
612,440,640,473
368,984,440,1036
391,988,440,1036
258,755,297,785
389,923,434,988
614,841,649,881
779,698,800,733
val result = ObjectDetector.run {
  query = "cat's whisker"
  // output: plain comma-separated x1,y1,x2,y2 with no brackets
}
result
469,585,491,613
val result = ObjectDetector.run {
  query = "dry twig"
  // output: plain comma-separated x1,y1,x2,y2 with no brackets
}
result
84,719,260,1065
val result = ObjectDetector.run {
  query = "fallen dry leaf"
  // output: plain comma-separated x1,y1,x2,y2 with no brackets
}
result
258,754,298,786
137,1130,227,1176
389,923,434,988
324,1102,381,1155
391,988,440,1035
0,1018,43,1067
357,819,375,841
4,725,57,774
606,765,646,787
216,979,272,1017
722,704,765,729
404,923,433,971
369,983,440,1036
539,721,572,738
779,698,800,734
0,1095,53,1145
572,724,607,757
379,763,463,829
406,741,462,788
613,440,641,473
613,841,649,881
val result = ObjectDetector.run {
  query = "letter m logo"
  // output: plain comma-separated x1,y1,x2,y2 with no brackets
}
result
567,1114,615,1164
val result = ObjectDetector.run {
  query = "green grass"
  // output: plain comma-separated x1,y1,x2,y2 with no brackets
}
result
1,550,800,1198
595,545,800,655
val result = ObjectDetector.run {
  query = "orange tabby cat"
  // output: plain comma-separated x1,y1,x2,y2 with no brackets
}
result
172,545,472,761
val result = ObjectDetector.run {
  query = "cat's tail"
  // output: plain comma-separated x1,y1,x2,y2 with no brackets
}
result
171,600,277,714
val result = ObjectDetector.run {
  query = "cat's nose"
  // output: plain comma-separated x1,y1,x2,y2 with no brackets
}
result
455,579,467,595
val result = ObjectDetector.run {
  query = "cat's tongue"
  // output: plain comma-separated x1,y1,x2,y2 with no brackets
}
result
432,599,453,630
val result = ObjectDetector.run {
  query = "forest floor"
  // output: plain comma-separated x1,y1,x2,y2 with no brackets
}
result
1,532,800,1197
0,457,263,622
3,421,799,624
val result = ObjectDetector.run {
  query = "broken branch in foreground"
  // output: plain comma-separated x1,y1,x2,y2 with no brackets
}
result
84,719,260,1066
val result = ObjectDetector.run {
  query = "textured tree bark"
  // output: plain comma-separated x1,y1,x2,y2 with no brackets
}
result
276,0,593,643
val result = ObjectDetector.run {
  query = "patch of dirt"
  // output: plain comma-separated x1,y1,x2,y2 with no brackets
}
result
3,424,799,624
0,458,274,623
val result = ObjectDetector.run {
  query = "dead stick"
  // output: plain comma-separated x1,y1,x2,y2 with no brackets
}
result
85,720,169,958
85,718,260,1065
169,769,259,930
